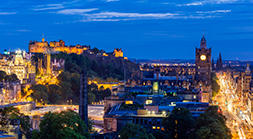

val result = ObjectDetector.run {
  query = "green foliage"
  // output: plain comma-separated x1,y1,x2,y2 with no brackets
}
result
195,106,232,139
211,72,220,97
88,93,95,104
0,107,32,138
52,52,138,80
31,130,40,139
30,72,112,105
0,70,19,82
47,84,62,104
119,123,155,139
35,110,89,139
160,106,232,139
30,84,49,104
0,71,7,81
0,107,19,131
119,103,143,110
88,83,111,103
162,107,195,139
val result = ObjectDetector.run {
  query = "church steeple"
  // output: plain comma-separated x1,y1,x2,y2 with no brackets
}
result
200,35,207,49
216,52,223,70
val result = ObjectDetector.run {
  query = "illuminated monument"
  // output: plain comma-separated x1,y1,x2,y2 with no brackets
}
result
46,51,51,75
79,71,88,128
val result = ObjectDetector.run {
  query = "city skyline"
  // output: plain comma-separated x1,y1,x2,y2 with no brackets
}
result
0,0,253,60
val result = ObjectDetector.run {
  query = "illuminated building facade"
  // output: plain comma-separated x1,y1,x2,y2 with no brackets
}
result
29,38,127,60
46,52,51,75
0,81,21,104
0,50,36,83
29,38,89,55
113,48,123,57
248,92,253,120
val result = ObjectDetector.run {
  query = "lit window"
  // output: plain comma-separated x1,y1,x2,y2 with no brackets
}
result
145,100,152,105
125,100,133,104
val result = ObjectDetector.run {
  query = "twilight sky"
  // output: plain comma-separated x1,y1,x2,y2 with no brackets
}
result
0,0,253,60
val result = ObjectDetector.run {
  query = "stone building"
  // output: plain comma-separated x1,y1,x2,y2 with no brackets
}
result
113,48,124,58
0,50,36,84
0,81,21,104
195,36,212,85
29,38,89,55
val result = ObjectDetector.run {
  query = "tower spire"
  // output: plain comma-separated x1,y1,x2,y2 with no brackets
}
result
216,52,223,70
200,35,207,48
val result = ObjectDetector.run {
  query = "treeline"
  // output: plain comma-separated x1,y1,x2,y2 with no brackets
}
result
0,107,91,139
0,106,231,139
29,72,111,105
120,106,231,139
52,52,139,80
211,72,220,97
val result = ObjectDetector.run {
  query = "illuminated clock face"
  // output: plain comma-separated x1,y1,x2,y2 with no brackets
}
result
200,55,206,61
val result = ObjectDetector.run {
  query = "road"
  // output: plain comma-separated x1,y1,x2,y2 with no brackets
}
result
214,73,253,139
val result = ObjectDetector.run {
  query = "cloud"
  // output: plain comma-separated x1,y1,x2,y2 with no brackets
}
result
105,0,120,2
16,29,31,32
57,8,98,15
0,12,16,15
196,10,232,14
88,12,178,18
79,12,179,22
33,4,64,11
78,11,223,22
178,0,239,6
81,19,121,22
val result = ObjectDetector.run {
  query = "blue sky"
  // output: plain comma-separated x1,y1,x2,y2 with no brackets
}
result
0,0,253,60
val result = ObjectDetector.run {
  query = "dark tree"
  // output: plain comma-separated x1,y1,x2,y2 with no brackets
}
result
0,107,32,138
195,106,232,139
211,72,220,97
119,123,155,139
36,110,89,139
0,70,7,81
162,107,195,139
30,84,48,104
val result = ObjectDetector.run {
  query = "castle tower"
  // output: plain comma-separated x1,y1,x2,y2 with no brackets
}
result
79,71,88,130
195,36,212,84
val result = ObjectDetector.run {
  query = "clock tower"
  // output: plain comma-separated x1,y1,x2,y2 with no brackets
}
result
195,36,211,84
